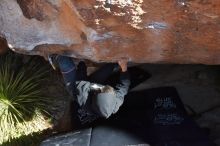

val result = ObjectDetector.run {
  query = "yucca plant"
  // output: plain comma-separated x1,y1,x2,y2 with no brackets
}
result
0,54,52,145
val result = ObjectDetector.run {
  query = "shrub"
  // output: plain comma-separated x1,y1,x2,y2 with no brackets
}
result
0,54,52,145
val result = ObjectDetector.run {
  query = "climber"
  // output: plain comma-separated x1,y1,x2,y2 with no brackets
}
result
50,55,130,128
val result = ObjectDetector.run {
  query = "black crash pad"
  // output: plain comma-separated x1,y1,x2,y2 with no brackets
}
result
41,87,215,146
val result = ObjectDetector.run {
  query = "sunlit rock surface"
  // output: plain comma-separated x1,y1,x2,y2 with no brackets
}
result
0,0,220,64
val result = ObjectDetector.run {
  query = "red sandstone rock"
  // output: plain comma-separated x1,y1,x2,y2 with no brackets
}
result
0,0,220,64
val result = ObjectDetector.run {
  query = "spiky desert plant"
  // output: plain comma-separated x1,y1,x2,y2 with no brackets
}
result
0,54,52,145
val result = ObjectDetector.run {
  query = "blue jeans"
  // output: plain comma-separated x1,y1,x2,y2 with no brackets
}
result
57,55,118,94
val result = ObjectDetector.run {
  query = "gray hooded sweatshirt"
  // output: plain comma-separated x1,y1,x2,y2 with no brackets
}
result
73,72,130,125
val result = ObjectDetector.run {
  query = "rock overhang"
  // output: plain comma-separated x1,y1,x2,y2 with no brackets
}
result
0,0,220,64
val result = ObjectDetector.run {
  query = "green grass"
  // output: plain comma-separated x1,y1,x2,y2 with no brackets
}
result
0,54,52,145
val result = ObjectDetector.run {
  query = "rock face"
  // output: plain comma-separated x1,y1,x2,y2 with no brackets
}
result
0,0,220,64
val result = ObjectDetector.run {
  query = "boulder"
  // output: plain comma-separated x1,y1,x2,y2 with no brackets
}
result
0,0,220,64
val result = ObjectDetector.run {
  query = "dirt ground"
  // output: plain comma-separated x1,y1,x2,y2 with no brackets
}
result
45,63,220,145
